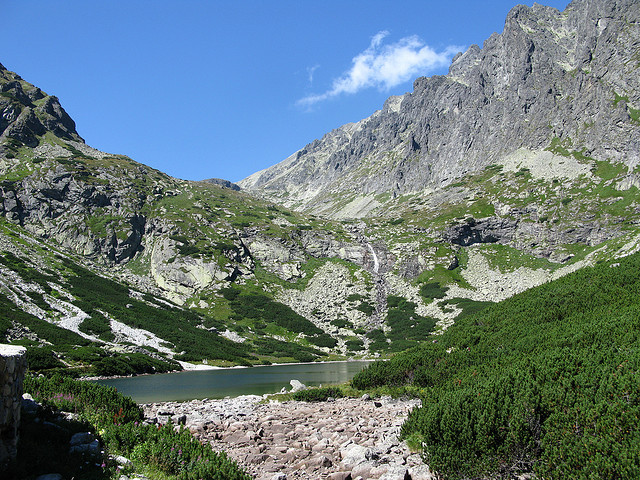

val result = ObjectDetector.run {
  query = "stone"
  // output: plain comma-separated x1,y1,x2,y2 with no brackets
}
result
328,473,352,480
408,465,437,480
289,380,306,392
171,414,187,425
378,466,411,480
340,444,375,467
69,431,95,446
0,344,27,466
314,454,332,467
113,455,134,468
69,439,100,454
21,396,40,415
145,395,420,480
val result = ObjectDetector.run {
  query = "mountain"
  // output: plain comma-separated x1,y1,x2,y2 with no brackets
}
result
240,0,639,218
1,0,639,375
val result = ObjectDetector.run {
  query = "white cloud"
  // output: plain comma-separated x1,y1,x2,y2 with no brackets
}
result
298,31,462,107
307,64,320,84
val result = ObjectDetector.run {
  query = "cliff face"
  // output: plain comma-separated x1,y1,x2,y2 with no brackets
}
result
0,64,81,148
239,0,640,218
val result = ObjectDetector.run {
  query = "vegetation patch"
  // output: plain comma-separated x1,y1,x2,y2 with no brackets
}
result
253,337,326,363
6,374,250,479
384,295,436,351
352,252,640,479
345,338,365,352
292,386,344,402
225,289,323,337
419,282,448,301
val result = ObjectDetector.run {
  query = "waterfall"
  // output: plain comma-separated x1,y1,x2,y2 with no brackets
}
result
367,243,379,274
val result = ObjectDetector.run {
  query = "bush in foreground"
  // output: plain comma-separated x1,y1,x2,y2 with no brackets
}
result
14,374,250,480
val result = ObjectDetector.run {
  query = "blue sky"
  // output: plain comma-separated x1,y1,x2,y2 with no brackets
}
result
2,0,569,183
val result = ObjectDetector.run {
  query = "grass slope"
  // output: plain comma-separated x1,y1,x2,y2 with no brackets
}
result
352,251,640,479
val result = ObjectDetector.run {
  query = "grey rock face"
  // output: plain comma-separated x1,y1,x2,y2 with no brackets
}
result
239,0,640,216
200,178,241,191
0,164,150,263
444,217,519,247
0,64,81,148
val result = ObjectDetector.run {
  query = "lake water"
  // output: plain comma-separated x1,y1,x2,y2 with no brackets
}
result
95,361,373,403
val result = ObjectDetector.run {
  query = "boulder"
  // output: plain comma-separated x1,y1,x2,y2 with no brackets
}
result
289,379,306,392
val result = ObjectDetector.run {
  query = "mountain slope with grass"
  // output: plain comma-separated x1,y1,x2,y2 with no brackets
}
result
1,0,640,374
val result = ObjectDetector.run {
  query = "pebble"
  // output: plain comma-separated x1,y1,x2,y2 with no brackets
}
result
142,395,436,480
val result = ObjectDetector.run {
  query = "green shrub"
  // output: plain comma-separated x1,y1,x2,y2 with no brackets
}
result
78,312,112,338
253,337,326,362
383,296,436,351
103,422,251,480
331,318,354,329
228,293,323,337
419,282,448,301
93,353,177,376
25,373,142,425
308,333,338,348
366,328,389,352
26,346,65,371
356,301,375,315
21,375,250,480
345,338,365,351
353,253,640,479
292,386,344,402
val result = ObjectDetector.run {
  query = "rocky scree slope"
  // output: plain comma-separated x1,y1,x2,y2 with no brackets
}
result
240,0,640,220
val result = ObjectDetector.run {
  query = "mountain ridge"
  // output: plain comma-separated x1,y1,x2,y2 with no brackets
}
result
239,0,639,219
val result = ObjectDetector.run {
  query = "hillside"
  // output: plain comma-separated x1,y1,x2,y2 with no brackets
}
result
1,0,640,374
352,248,640,479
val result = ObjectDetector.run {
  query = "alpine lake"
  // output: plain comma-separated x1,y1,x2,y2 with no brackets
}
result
94,360,373,403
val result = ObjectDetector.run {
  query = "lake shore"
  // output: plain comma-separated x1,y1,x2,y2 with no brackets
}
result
83,358,377,382
142,394,434,480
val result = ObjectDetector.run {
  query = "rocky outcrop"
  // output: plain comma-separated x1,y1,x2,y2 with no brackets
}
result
200,178,241,191
240,0,640,217
444,217,518,247
0,63,82,148
0,162,152,263
443,214,622,260
0,344,27,467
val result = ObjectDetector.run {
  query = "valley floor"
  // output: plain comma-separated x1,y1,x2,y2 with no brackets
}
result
142,395,434,480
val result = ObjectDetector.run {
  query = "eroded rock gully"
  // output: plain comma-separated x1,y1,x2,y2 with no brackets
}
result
143,395,434,480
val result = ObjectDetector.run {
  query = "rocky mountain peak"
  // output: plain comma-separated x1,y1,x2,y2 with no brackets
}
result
239,0,640,219
0,63,82,150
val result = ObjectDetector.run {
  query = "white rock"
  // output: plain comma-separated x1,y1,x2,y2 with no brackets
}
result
289,379,306,392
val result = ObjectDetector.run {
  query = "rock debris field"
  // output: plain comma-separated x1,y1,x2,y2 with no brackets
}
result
143,394,435,480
